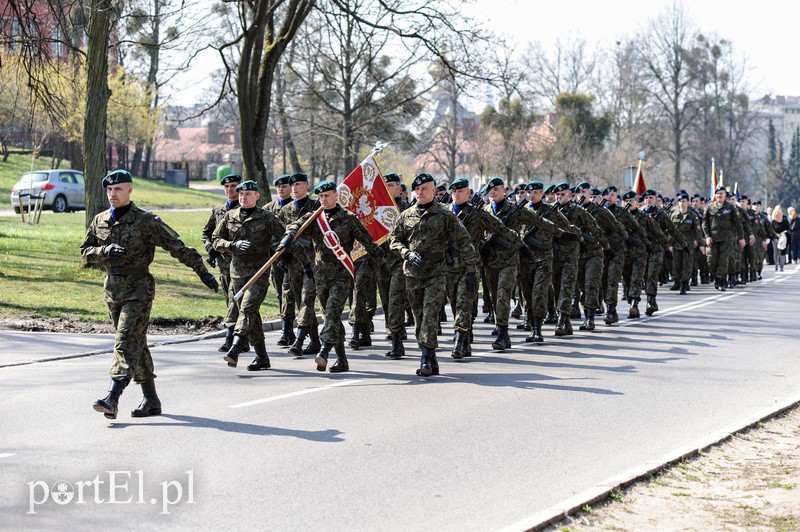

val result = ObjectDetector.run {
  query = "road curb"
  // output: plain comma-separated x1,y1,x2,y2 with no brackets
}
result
499,393,800,532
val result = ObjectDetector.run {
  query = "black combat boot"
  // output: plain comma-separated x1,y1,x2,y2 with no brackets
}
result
451,330,467,359
739,272,747,286
94,380,126,419
669,280,680,291
628,299,640,319
315,342,334,372
416,347,433,377
386,332,405,359
330,343,349,373
645,294,658,316
483,310,494,323
526,317,544,343
728,273,737,287
491,326,508,350
516,317,528,330
555,313,568,336
303,324,321,355
511,301,522,319
691,274,698,286
564,316,574,335
224,336,248,367
247,340,271,371
580,308,595,331
570,297,581,319
358,323,372,347
218,326,234,352
131,378,162,417
464,335,473,356
349,324,361,349
288,327,308,356
603,305,616,324
277,318,295,347
680,281,688,295
429,350,440,375
596,302,605,315
544,309,557,325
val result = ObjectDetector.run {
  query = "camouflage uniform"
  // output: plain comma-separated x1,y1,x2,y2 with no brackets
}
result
733,204,754,285
201,199,239,328
378,197,410,336
552,203,584,330
612,204,649,315
669,207,703,290
586,202,628,315
213,207,285,343
565,201,608,323
264,197,295,325
639,205,673,315
81,202,211,385
702,200,744,289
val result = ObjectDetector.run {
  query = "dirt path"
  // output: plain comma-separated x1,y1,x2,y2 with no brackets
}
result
548,405,800,531
0,314,224,335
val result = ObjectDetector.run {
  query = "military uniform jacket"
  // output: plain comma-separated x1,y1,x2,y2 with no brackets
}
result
587,203,628,251
702,202,744,241
390,202,476,279
80,202,208,302
291,205,384,278
448,201,517,272
735,205,754,240
610,205,649,256
264,197,290,216
669,208,703,248
527,201,573,259
201,200,239,272
212,207,285,278
381,197,410,270
633,208,669,250
647,206,688,250
278,197,319,263
562,202,608,259
484,198,561,269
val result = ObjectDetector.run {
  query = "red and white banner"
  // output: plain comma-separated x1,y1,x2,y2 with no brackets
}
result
316,210,355,278
337,154,400,260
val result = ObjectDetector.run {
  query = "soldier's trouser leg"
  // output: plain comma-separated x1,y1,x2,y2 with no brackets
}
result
627,252,647,301
274,265,295,322
108,279,156,385
518,261,534,319
446,271,475,333
605,249,625,305
485,264,517,327
221,271,239,329
386,264,407,334
525,255,553,320
553,251,578,313
708,240,734,279
481,267,492,312
581,254,604,311
289,259,318,329
673,249,691,283
645,250,663,296
230,275,269,343
755,245,766,274
349,259,374,327
406,275,447,349
316,274,352,345
743,245,755,277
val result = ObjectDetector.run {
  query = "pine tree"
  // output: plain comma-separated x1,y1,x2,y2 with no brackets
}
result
786,126,800,206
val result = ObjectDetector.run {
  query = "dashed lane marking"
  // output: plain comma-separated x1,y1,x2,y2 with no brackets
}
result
230,379,363,408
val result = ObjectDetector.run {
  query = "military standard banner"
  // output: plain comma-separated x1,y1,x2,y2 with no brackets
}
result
337,154,400,260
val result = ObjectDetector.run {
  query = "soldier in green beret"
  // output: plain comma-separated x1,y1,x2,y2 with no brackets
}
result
82,170,219,420
264,174,296,346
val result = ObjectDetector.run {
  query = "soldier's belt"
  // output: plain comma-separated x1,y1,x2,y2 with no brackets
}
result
108,266,150,277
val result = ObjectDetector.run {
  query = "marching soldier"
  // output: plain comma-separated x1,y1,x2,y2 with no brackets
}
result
212,180,285,370
669,193,703,294
201,172,244,353
702,186,745,291
278,172,322,357
731,194,756,286
280,181,387,373
587,187,628,324
551,182,585,335
690,194,709,284
82,170,219,420
642,189,685,314
389,173,476,376
615,190,651,318
264,174,296,346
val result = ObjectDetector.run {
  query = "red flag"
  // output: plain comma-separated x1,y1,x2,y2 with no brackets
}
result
337,154,400,260
633,159,647,196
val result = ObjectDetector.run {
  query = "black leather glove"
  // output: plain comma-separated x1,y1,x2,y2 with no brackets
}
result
200,272,219,292
102,244,126,257
231,240,251,252
276,233,294,252
465,271,478,294
205,244,222,261
379,260,392,279
404,251,423,269
303,263,315,282
560,231,578,242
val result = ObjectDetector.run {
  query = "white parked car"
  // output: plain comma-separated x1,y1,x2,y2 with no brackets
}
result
10,169,85,213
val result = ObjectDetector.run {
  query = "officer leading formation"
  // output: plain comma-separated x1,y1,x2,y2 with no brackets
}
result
85,168,785,420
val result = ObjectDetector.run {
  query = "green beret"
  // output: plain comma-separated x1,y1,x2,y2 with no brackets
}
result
602,185,618,195
220,173,242,185
622,190,637,200
101,169,133,188
236,180,259,192
449,178,470,191
553,182,570,193
436,183,446,191
590,188,602,195
485,177,504,190
289,172,308,184
411,172,435,190
544,184,556,195
677,193,689,201
513,183,527,193
714,185,727,194
576,181,591,190
400,183,407,191
643,188,657,197
753,200,762,205
526,181,544,191
384,172,401,184
314,180,337,194
274,174,291,186
570,185,580,193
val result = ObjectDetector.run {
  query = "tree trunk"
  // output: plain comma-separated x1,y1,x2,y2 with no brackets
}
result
83,0,112,227
131,142,143,176
276,66,302,173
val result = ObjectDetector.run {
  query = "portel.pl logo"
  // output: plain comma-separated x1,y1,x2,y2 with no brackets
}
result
27,470,194,515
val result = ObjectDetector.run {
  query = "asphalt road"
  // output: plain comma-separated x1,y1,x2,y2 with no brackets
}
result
2,265,799,531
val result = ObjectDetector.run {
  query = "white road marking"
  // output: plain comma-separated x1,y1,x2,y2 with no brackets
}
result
0,453,16,460
230,379,363,408
616,291,746,328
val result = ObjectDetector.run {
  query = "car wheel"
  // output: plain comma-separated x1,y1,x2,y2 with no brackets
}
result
52,195,68,213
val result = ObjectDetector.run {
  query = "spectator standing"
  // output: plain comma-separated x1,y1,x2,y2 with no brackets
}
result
771,205,790,271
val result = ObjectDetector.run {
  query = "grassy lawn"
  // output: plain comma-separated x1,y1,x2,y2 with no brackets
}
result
0,209,281,323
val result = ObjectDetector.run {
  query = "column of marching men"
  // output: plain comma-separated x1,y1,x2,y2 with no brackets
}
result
83,167,786,420
203,171,780,380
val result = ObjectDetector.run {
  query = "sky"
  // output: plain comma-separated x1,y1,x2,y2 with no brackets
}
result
167,0,799,106
462,0,799,97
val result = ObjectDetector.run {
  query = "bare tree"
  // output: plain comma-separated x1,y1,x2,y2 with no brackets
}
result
521,37,598,110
